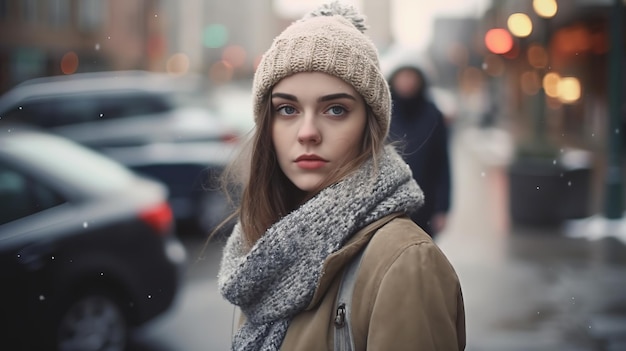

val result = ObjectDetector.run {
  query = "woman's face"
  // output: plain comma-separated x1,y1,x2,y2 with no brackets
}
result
271,72,367,192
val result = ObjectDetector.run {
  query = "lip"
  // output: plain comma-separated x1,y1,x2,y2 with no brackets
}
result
295,154,328,170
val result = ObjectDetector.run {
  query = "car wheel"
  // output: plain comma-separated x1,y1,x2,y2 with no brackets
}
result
55,293,127,351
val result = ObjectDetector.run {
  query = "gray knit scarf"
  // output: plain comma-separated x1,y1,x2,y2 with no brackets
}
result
217,145,424,351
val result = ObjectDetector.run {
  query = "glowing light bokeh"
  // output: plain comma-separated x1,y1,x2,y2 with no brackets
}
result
533,0,558,19
61,51,79,74
203,24,228,49
558,77,581,103
484,28,513,54
166,53,190,76
507,13,532,38
543,72,561,98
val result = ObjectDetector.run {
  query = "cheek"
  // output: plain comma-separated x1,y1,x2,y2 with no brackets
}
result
339,139,361,157
271,121,284,146
333,123,366,153
271,122,291,161
270,123,280,154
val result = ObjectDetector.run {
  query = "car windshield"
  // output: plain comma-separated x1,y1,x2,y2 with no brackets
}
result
4,132,136,193
6,92,172,128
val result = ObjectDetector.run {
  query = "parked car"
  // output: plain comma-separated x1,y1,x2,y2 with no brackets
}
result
0,70,239,235
0,126,187,351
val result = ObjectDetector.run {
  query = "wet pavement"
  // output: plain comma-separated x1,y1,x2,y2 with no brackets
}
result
437,126,626,351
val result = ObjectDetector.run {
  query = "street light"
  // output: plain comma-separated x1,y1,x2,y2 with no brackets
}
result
507,13,533,38
484,28,514,54
533,0,558,19
557,77,581,104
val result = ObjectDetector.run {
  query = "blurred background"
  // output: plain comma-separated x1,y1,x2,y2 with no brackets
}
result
1,0,626,350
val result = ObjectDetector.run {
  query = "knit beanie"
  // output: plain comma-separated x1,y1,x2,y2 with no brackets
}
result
252,1,391,137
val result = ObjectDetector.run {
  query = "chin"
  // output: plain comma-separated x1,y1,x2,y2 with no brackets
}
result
291,176,324,193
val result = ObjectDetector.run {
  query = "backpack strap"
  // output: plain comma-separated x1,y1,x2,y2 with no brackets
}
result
333,247,366,351
332,213,403,350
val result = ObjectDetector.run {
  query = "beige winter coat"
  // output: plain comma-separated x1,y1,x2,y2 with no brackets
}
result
237,213,466,350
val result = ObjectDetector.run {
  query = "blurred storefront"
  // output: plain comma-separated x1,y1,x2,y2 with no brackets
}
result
0,0,392,94
476,0,625,225
0,0,165,93
422,0,625,225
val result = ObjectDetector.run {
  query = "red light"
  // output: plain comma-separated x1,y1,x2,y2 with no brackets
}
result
140,202,173,235
61,51,79,75
485,28,514,54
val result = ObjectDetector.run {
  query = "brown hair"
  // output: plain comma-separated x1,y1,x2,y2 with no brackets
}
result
215,91,386,249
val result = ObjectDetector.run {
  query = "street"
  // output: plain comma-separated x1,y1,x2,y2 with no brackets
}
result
439,126,626,351
128,235,232,351
126,126,626,351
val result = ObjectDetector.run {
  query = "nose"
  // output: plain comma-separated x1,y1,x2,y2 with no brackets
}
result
297,115,321,144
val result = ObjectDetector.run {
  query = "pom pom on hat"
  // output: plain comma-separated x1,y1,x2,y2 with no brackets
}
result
251,1,391,139
303,1,368,33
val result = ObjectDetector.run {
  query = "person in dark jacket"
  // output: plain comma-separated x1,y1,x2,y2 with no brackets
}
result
388,65,452,238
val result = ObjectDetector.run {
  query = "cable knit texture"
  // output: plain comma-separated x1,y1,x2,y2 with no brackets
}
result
252,1,391,137
218,146,424,351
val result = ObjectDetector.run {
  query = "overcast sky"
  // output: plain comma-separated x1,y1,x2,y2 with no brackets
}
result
391,0,490,49
273,0,490,49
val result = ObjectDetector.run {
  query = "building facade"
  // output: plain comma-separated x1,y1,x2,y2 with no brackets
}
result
0,0,163,93
0,0,392,93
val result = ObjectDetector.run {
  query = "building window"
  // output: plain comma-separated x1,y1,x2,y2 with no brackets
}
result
48,0,70,28
78,0,104,32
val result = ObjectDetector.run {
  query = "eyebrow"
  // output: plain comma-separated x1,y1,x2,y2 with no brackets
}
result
319,93,356,102
271,92,357,103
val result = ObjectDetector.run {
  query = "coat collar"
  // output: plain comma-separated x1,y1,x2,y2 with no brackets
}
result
306,213,404,309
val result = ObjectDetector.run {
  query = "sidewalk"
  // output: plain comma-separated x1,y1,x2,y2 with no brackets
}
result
437,126,626,351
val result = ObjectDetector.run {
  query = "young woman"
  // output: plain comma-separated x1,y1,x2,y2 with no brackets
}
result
217,2,465,350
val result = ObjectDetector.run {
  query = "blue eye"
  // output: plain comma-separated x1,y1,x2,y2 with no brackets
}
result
327,105,346,116
277,105,297,115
